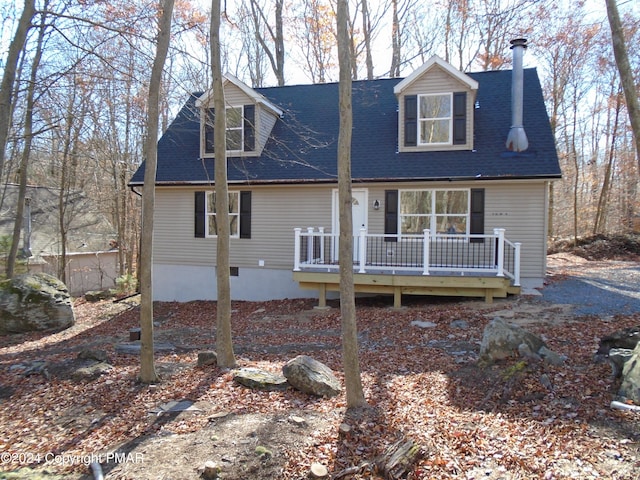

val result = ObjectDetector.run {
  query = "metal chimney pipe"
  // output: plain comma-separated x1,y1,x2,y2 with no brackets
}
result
506,38,528,152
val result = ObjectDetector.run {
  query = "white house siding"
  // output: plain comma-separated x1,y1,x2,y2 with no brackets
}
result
483,180,549,284
152,185,334,301
257,107,277,154
151,180,549,301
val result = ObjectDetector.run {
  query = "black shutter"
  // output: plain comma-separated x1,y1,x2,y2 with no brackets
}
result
470,188,484,243
239,191,252,239
453,92,467,145
404,95,417,147
204,108,215,153
195,191,206,238
384,190,398,242
243,105,255,152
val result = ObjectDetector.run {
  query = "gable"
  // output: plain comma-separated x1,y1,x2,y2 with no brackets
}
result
396,61,477,152
197,76,282,158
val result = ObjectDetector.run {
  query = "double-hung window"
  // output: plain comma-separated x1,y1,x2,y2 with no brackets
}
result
418,93,452,145
225,107,243,152
399,189,469,235
206,191,240,237
203,104,255,154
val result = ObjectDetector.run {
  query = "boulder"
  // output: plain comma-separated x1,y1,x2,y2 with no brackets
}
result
233,367,289,391
85,290,114,302
282,355,341,397
619,342,640,404
71,362,113,381
0,273,74,334
538,346,567,366
608,348,634,378
479,318,546,364
597,326,640,355
197,351,217,367
77,349,110,363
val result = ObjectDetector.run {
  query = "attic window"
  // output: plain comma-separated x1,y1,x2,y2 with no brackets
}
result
419,93,452,145
204,104,256,154
225,107,243,151
404,92,466,147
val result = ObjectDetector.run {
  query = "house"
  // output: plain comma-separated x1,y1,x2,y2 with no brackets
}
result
129,39,561,306
0,184,119,295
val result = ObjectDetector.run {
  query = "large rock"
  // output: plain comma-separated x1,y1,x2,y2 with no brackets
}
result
597,326,640,355
233,367,289,391
282,355,341,397
0,273,74,334
479,318,547,364
619,342,640,404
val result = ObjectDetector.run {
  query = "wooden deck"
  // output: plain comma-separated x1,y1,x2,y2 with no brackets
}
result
293,271,520,308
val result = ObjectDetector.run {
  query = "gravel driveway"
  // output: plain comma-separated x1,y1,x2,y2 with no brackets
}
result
541,257,640,316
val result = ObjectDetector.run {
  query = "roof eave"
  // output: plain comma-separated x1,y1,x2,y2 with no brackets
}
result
195,74,284,117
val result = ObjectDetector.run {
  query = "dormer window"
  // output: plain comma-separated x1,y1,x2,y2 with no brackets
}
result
419,93,452,145
197,74,283,158
203,104,255,155
394,56,477,152
404,92,466,147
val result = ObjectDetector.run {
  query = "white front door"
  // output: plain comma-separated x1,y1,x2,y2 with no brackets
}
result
332,189,368,261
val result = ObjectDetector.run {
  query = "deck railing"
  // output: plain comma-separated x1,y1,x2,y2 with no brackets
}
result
293,227,521,286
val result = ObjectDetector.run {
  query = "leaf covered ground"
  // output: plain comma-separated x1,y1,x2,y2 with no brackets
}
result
1,256,640,479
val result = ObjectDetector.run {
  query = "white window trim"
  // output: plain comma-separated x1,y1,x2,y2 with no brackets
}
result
398,188,470,237
417,93,453,146
202,105,246,156
205,191,240,238
225,105,244,154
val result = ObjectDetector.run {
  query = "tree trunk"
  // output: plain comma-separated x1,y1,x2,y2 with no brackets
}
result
249,0,285,86
594,90,622,234
0,0,35,185
139,0,175,384
389,0,400,77
211,0,236,368
361,0,374,80
336,0,366,409
605,0,640,172
6,4,45,279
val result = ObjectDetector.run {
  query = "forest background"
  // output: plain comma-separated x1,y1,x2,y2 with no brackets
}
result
0,0,638,282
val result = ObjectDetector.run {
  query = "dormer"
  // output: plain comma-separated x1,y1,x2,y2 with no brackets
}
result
394,56,478,152
196,74,283,158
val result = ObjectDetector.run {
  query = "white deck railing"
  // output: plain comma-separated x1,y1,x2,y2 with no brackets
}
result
293,227,521,286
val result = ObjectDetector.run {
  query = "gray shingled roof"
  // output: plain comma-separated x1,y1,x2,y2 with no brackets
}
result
129,68,560,186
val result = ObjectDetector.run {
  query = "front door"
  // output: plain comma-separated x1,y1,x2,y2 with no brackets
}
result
332,189,368,261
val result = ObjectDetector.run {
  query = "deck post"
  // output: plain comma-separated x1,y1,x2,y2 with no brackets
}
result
307,227,314,265
422,229,430,275
514,242,522,286
319,227,325,264
393,286,402,308
317,283,327,309
358,226,367,273
293,228,302,271
495,228,505,277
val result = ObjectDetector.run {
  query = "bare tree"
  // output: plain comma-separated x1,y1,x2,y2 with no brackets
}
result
6,2,46,279
247,0,285,86
0,0,35,190
139,0,175,383
293,0,337,83
211,0,236,368
605,0,640,171
336,0,366,409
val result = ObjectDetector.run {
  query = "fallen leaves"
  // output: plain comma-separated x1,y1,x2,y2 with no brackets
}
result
1,276,640,478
